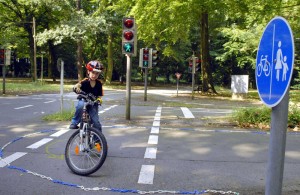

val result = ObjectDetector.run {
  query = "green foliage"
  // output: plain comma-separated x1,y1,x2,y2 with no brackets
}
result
232,105,300,129
232,106,271,128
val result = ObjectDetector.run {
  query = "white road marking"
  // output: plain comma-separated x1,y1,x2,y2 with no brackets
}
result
26,138,53,149
138,165,155,184
151,126,159,134
153,120,160,127
50,130,69,137
44,100,56,104
14,105,33,110
148,135,158,145
180,107,195,118
144,147,157,159
0,152,27,167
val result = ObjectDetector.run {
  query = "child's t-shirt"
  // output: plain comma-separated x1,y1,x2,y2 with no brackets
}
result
80,78,103,97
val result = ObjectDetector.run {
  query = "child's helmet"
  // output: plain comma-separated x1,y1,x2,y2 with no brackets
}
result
86,61,104,72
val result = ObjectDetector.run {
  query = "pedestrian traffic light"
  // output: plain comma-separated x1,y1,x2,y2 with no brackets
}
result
149,49,159,67
0,49,4,65
122,17,137,56
139,48,150,68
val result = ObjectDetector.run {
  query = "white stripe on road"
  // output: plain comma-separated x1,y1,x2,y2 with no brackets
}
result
148,135,158,145
50,130,69,137
0,152,27,167
26,138,53,149
144,147,157,159
14,105,33,110
138,165,155,184
151,126,159,134
180,107,195,118
44,100,56,104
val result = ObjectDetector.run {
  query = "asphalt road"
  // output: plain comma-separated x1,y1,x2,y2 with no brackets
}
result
0,88,300,195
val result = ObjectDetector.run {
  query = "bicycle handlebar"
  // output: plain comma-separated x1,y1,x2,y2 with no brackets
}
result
77,91,98,106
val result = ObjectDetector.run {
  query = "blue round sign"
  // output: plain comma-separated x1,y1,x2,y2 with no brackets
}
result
256,16,294,107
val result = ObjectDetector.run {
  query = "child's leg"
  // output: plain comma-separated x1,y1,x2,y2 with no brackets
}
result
70,100,84,126
89,105,102,132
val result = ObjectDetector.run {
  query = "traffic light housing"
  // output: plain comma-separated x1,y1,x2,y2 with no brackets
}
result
122,17,137,56
149,49,159,67
139,48,150,68
0,49,4,65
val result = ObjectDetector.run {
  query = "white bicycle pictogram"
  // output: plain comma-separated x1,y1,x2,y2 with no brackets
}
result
257,55,271,77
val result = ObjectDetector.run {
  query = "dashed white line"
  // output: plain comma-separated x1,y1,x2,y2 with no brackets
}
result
0,152,27,167
138,165,155,184
14,105,33,110
150,126,159,134
44,100,56,104
180,107,195,118
50,130,69,137
26,138,53,149
148,135,158,145
144,147,157,159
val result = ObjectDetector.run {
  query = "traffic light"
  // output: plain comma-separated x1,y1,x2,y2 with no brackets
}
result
0,49,4,65
139,48,150,68
149,49,159,67
122,17,137,56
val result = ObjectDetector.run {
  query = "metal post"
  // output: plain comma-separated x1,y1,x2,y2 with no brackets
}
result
265,90,289,195
2,64,5,95
191,53,195,99
177,78,179,97
60,61,64,114
33,17,37,82
126,54,132,120
144,68,148,101
41,53,43,84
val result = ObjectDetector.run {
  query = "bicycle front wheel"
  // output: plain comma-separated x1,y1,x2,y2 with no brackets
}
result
65,127,108,176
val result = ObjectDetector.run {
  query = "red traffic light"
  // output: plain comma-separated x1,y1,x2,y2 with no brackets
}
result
123,31,134,40
143,48,149,54
143,54,149,60
123,18,134,29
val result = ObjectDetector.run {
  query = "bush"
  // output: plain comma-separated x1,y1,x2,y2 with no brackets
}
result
232,105,300,129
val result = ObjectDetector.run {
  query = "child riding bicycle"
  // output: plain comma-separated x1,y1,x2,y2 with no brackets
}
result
69,60,104,132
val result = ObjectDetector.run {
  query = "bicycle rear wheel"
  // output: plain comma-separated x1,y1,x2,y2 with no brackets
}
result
65,127,108,176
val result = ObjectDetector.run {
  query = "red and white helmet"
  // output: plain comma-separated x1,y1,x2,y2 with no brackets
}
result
86,60,104,72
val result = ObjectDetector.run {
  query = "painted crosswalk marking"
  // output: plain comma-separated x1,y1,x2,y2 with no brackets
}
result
26,138,53,149
144,147,157,159
0,152,27,167
180,107,195,118
138,165,155,184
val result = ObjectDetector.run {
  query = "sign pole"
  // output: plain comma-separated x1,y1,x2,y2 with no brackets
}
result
60,60,64,114
2,63,5,95
265,91,289,195
144,68,148,101
126,54,132,120
191,53,195,99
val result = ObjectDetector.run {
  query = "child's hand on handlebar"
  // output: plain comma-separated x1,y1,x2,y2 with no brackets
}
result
96,97,103,105
73,83,82,93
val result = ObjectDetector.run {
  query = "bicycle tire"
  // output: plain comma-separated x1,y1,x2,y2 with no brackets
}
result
65,127,108,176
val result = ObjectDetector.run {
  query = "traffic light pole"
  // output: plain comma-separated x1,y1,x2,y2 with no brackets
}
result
144,68,148,101
2,64,5,95
126,54,132,120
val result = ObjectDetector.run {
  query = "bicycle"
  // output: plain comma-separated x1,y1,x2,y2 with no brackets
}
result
65,92,107,176
257,55,271,77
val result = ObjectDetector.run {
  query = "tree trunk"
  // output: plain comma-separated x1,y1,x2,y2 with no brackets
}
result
76,0,83,81
106,32,113,84
200,12,217,94
150,68,157,86
48,41,56,81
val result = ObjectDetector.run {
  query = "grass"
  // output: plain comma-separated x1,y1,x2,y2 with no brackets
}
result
232,105,300,130
42,108,75,121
